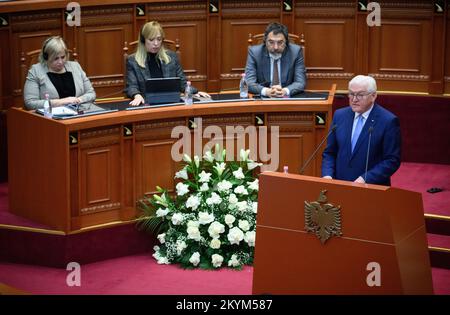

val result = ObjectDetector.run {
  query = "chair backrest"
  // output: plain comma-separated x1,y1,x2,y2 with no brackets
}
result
123,39,181,92
20,48,77,94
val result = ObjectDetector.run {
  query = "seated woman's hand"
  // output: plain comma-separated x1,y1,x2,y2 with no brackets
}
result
129,94,144,106
195,91,211,99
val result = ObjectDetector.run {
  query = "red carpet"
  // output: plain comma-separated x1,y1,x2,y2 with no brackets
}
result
0,253,448,295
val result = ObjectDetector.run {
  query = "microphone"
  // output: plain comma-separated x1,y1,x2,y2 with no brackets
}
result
299,124,337,174
364,125,374,183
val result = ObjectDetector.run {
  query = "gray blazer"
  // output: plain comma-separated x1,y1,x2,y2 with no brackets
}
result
126,50,197,98
245,43,306,96
23,61,96,110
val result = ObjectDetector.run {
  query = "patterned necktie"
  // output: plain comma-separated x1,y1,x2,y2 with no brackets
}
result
272,59,280,86
351,115,364,152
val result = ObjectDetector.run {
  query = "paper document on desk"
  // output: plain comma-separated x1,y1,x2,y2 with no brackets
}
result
36,106,78,117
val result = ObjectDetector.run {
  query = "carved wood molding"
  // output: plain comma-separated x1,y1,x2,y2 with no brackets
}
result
277,127,313,133
80,127,121,139
295,2,354,7
374,1,432,9
268,113,313,124
79,7,133,27
80,202,121,214
201,115,253,126
186,75,207,80
369,73,430,81
307,72,354,79
11,11,61,32
378,11,433,19
91,79,124,87
147,1,206,11
222,0,279,9
136,119,186,132
221,73,244,80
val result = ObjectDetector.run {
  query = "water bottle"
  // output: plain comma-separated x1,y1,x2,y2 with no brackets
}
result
239,73,248,98
184,81,193,105
43,93,52,118
283,165,289,174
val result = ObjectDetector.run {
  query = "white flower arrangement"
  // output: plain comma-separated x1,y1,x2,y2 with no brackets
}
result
138,145,262,270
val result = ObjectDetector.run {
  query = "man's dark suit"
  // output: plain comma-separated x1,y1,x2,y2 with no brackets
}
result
244,43,306,96
321,104,401,186
126,50,197,98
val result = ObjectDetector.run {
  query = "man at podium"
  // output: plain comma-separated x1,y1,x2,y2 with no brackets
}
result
321,75,401,185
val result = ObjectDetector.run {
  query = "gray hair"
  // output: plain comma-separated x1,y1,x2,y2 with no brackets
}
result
349,75,377,93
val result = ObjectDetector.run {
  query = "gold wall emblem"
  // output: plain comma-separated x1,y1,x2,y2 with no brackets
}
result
304,190,342,244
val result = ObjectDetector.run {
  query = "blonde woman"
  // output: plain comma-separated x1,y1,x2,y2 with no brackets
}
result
23,36,95,110
126,21,209,106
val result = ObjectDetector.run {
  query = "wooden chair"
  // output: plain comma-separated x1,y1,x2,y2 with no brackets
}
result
123,39,181,89
20,48,78,94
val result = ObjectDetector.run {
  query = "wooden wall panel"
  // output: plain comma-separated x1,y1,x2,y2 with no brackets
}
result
220,0,280,90
294,2,356,91
0,0,448,109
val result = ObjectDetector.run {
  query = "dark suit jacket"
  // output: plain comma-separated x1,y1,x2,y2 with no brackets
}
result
244,43,306,96
126,50,197,98
321,104,401,186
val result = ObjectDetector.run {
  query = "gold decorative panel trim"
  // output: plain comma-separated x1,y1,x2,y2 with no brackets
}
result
147,1,206,11
92,79,124,87
79,7,133,26
80,127,120,139
221,73,243,79
296,2,354,7
369,73,430,81
307,72,355,79
80,202,121,214
222,0,279,9
11,12,61,32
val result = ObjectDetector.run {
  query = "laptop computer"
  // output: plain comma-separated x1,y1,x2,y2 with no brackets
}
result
145,77,182,105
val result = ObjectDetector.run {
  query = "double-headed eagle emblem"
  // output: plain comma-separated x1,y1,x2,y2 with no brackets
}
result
304,190,342,244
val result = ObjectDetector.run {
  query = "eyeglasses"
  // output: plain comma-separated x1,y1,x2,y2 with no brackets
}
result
348,92,374,100
267,40,285,47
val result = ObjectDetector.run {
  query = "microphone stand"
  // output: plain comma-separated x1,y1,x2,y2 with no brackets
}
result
299,125,337,174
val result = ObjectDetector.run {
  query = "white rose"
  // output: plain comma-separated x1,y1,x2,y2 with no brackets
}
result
206,192,222,205
187,220,199,228
176,240,187,256
155,207,169,217
234,185,248,195
187,226,201,241
238,220,250,232
224,214,236,228
198,171,212,183
171,213,184,225
186,195,200,210
228,194,238,205
209,238,221,249
189,252,201,266
211,254,224,268
153,251,170,265
227,227,244,245
217,180,232,192
244,230,256,247
198,212,215,225
176,182,189,196
157,233,166,244
208,221,225,239
236,201,248,212
232,167,245,180
228,254,240,267
248,179,259,191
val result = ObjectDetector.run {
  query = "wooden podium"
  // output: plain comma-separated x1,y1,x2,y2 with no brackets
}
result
253,172,433,294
